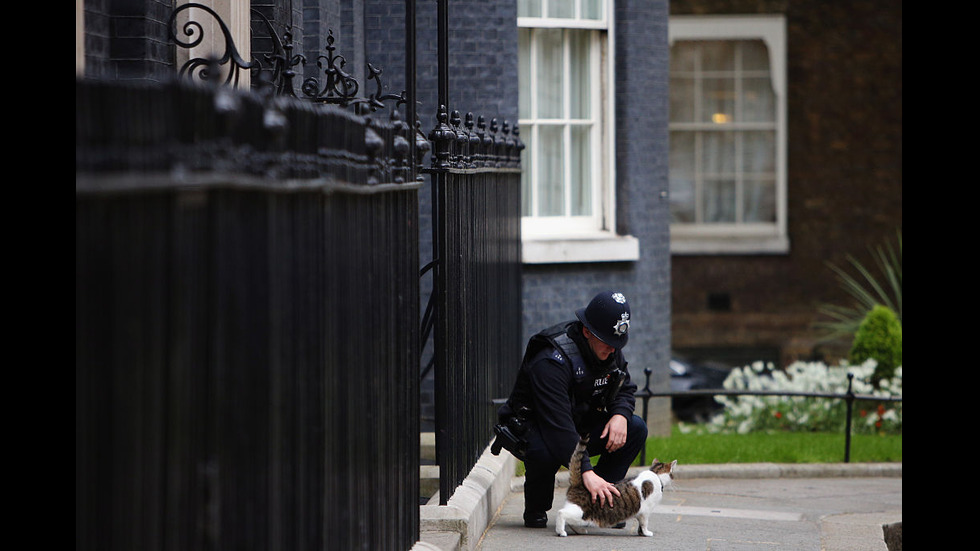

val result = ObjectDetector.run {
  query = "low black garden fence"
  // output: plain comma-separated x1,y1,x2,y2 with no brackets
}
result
635,369,903,464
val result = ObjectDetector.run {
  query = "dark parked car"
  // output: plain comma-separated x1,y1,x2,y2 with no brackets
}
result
669,355,731,423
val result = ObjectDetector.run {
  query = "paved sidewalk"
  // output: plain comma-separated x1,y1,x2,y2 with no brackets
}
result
413,443,902,551
476,464,902,551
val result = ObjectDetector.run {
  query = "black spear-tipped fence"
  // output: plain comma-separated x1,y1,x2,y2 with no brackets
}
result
77,2,524,548
423,105,524,503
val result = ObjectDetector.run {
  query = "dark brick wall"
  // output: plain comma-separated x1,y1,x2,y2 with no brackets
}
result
668,0,902,366
83,0,173,81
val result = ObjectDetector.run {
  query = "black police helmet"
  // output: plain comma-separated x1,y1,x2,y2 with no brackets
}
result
575,291,631,350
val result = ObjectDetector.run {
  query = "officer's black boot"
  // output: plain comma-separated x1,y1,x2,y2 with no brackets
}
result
522,511,548,528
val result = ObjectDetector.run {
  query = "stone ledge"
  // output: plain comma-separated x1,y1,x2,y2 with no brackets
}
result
415,445,516,551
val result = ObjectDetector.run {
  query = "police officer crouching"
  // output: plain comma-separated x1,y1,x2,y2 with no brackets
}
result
492,291,648,528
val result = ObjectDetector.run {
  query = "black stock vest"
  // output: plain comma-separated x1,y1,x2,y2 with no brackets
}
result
498,321,627,432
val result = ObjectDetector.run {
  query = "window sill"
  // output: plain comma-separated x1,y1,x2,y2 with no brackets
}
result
522,233,640,264
670,233,790,255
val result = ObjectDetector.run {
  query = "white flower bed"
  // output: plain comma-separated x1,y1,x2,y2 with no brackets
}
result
681,360,902,435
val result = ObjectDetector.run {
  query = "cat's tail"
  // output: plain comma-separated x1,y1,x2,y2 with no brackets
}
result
567,435,590,487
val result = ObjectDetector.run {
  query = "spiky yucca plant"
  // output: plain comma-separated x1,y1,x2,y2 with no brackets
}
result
815,230,902,344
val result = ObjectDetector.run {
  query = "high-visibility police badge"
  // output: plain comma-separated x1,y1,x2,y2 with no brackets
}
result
612,312,630,336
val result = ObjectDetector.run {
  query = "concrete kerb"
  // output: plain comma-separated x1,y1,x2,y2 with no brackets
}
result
514,461,902,491
414,445,517,551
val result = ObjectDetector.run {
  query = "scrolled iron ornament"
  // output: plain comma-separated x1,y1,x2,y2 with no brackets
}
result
301,30,361,106
364,63,408,112
253,15,306,98
169,3,257,87
168,6,407,114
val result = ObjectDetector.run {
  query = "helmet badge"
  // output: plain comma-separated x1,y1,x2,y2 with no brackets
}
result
612,293,626,304
612,312,630,337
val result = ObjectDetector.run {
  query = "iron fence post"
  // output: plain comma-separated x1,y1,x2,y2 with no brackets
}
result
844,372,854,463
640,368,652,466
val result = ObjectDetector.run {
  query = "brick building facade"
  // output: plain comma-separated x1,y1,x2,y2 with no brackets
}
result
668,0,902,368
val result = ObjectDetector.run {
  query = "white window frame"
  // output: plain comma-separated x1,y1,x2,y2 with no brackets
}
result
668,15,789,255
519,1,639,264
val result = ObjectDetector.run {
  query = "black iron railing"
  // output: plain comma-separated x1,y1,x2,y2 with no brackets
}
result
83,1,527,540
424,104,524,504
169,3,407,112
634,369,903,464
76,75,422,551
167,3,424,183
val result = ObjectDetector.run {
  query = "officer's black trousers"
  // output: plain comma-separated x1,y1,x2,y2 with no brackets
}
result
522,413,648,514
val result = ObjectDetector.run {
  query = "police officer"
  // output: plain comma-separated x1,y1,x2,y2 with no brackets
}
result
496,291,648,528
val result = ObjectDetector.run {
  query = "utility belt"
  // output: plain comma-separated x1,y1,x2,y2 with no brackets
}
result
491,366,627,460
491,406,530,460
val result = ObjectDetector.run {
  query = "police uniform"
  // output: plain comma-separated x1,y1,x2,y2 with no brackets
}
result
496,292,648,528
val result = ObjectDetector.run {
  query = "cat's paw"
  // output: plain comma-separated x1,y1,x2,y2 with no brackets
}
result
641,529,654,537
556,529,567,537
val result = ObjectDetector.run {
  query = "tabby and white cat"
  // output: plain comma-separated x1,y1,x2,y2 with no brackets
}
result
555,436,676,537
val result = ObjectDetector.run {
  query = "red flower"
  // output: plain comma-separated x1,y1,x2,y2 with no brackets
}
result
774,411,782,419
859,410,868,417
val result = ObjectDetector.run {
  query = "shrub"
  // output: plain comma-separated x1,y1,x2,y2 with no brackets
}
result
849,304,902,387
814,230,902,344
681,360,902,436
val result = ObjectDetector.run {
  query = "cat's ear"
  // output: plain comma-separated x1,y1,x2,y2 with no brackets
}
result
649,458,659,471
669,459,678,469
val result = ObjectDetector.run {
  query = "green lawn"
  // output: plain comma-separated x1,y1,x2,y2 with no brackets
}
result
637,424,902,465
514,425,900,476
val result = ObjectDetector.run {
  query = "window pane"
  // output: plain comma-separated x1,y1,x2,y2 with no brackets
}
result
669,131,696,183
701,41,734,71
518,0,541,17
743,131,775,174
519,29,531,118
569,29,590,119
669,77,695,122
742,77,774,122
702,131,735,175
571,125,592,215
702,77,735,124
581,0,603,20
741,39,770,71
743,180,776,223
669,131,696,223
537,29,564,119
670,41,697,72
538,125,565,216
549,0,574,19
703,179,736,223
670,184,695,223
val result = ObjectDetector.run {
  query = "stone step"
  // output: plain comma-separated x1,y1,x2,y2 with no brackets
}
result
420,464,440,499
420,432,436,461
